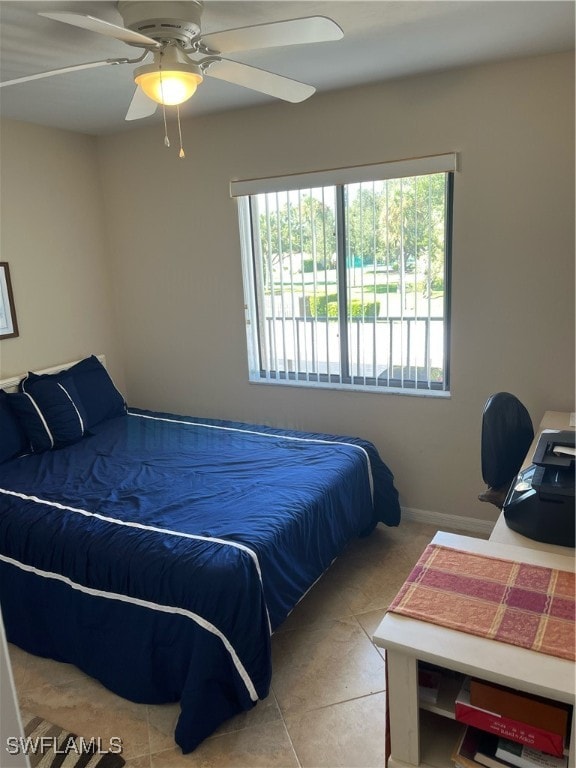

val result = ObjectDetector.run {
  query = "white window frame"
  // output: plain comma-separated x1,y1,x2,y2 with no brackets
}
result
233,153,457,396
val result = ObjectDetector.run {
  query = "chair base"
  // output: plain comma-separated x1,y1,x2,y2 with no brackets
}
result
478,484,509,509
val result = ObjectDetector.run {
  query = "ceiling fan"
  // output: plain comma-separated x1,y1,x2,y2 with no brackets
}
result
0,1,344,122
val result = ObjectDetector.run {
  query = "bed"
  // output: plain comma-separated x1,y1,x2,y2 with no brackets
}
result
0,355,401,753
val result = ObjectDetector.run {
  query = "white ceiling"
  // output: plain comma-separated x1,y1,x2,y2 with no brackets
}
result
0,0,574,135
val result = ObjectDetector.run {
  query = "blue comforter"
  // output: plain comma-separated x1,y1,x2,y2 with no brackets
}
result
0,410,400,752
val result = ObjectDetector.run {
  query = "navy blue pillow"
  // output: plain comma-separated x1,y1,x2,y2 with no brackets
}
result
0,390,28,462
10,377,88,453
26,355,126,429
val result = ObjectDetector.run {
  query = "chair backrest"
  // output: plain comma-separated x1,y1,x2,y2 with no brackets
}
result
481,392,534,490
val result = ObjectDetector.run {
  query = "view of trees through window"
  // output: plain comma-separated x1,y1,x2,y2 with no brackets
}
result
248,172,451,390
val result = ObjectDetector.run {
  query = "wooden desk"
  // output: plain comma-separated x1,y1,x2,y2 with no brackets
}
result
490,410,575,555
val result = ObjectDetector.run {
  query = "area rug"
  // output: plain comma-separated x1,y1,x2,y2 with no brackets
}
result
387,543,575,661
15,711,126,768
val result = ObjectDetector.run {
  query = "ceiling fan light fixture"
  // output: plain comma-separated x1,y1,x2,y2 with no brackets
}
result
135,66,202,105
134,45,203,106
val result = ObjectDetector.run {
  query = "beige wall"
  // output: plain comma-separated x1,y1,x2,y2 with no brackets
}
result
96,52,575,523
0,120,124,388
1,52,573,525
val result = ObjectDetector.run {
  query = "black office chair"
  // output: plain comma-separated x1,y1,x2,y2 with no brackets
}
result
478,392,534,509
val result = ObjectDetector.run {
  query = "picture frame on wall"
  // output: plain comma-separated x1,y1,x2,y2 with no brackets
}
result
0,263,19,339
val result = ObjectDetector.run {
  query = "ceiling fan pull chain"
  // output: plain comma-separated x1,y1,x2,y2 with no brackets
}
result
159,61,171,148
162,103,170,147
177,105,185,158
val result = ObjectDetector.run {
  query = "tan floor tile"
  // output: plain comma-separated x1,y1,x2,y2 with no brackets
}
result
279,570,353,632
354,608,388,640
285,692,387,768
344,523,408,560
147,703,181,754
19,650,90,691
147,691,283,755
18,677,150,761
150,720,299,767
124,755,152,768
397,523,444,561
328,548,414,615
271,616,385,716
7,643,31,693
212,688,283,736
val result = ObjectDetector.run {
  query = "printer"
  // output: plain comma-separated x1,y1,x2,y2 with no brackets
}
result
503,430,575,548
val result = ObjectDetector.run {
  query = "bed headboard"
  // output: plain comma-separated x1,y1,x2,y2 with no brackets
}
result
0,354,106,393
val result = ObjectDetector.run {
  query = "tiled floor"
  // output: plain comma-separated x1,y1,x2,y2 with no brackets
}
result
9,520,476,768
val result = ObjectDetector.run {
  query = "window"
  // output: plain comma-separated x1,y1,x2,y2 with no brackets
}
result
234,154,456,394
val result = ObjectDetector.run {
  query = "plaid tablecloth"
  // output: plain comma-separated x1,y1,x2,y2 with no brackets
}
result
388,544,575,661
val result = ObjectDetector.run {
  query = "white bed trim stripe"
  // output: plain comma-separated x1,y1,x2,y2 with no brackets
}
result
129,412,375,498
0,487,262,574
23,392,54,449
0,552,259,702
56,381,85,433
0,486,272,636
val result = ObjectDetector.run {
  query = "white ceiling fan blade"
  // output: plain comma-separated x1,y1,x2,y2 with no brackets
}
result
125,87,158,121
199,16,343,55
0,59,121,88
205,60,315,103
39,12,160,48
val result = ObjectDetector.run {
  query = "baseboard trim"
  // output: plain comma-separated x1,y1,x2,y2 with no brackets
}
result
401,506,495,537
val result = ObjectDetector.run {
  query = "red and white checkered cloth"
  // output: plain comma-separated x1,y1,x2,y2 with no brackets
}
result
388,544,575,661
